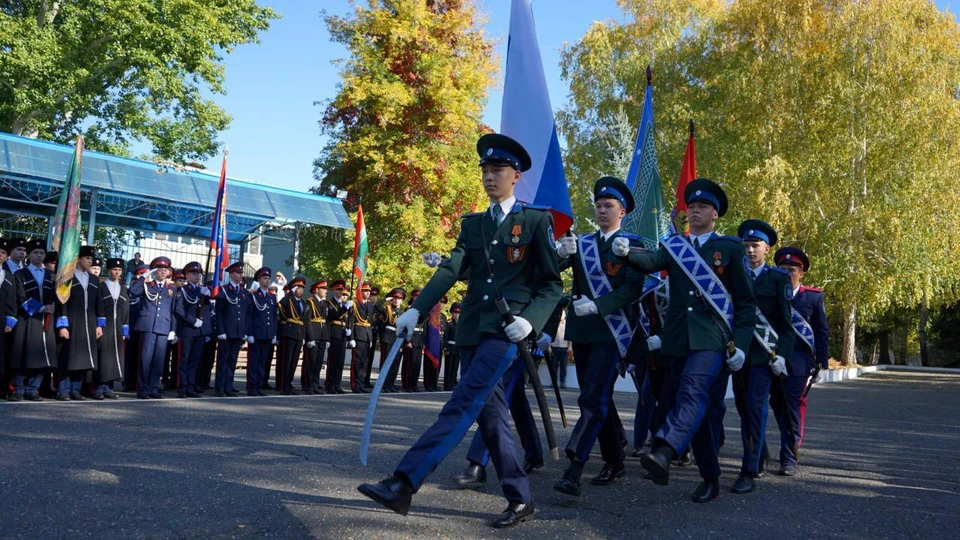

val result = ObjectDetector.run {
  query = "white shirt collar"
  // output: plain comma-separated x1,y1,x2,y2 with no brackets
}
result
490,196,517,219
792,285,800,298
750,264,765,278
691,231,714,246
600,227,621,242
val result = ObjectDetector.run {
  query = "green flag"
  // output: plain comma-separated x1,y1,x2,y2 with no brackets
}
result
53,136,84,304
352,204,368,303
623,75,668,249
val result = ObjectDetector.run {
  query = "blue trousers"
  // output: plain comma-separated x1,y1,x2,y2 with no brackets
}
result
732,362,773,475
769,373,805,467
14,370,44,395
657,351,725,479
395,335,530,504
465,357,542,467
566,341,625,464
57,371,84,395
178,336,204,392
139,333,168,396
246,339,271,392
215,338,242,392
633,369,658,448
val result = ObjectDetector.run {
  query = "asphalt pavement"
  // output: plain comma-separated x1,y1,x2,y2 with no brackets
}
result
1,370,958,539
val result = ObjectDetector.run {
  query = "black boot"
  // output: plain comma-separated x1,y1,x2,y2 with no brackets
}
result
591,461,625,485
454,463,487,489
691,478,720,503
641,443,675,486
491,501,535,528
357,476,413,516
730,473,756,494
554,461,583,496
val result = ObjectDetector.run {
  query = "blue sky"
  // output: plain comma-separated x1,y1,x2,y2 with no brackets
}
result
202,0,957,193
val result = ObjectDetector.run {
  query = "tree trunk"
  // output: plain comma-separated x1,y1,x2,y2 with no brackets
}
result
878,331,891,365
919,306,929,367
841,303,857,366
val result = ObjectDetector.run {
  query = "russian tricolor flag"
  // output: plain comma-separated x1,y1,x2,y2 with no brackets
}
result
500,0,572,238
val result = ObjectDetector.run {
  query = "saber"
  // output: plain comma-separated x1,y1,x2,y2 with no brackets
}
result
359,331,407,466
496,298,560,461
542,344,567,428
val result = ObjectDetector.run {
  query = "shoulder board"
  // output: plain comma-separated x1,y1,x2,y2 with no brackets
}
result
769,266,790,275
519,203,551,212
461,212,484,219
717,235,742,243
801,286,823,293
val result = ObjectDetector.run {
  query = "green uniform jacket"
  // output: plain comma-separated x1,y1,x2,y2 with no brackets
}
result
560,231,647,345
623,233,756,357
747,265,795,366
412,203,563,348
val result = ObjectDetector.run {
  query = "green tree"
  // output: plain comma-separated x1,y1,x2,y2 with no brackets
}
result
0,0,277,160
306,0,495,289
559,0,960,364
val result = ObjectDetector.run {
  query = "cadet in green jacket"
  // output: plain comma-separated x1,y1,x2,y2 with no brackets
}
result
611,178,756,503
730,219,794,494
358,133,563,529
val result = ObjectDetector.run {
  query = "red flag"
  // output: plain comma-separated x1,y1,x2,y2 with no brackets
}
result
670,121,697,235
208,150,229,296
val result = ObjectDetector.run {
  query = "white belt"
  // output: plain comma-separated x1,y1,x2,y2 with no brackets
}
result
385,325,396,331
446,341,456,345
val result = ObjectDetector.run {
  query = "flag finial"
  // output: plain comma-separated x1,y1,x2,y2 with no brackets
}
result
646,65,652,85
223,145,230,157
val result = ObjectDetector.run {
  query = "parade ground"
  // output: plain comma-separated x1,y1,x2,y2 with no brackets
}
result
2,370,958,539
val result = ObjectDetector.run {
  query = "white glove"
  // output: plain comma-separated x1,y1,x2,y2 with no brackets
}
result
344,300,353,310
204,337,211,343
503,316,533,343
306,341,316,349
349,339,356,348
395,308,419,340
246,335,255,344
812,367,824,384
217,333,227,341
193,319,203,328
726,348,746,372
573,296,599,317
647,335,662,351
422,252,442,268
345,328,352,337
325,342,331,349
200,286,210,296
167,331,176,342
626,363,636,374
612,237,631,257
556,236,578,258
272,337,278,345
536,333,551,352
771,355,787,377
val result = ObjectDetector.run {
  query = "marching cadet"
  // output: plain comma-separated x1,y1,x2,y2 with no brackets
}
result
173,261,212,398
324,280,351,394
247,267,278,396
363,286,381,389
5,238,25,274
9,239,57,401
123,264,148,391
0,240,16,399
442,302,461,390
196,279,218,393
277,276,307,395
611,178,756,503
358,133,563,528
730,220,795,494
129,256,176,399
769,246,829,476
550,177,647,496
54,246,104,401
161,268,185,392
349,282,376,393
215,262,251,397
376,287,405,393
303,280,330,394
94,257,128,399
402,288,424,392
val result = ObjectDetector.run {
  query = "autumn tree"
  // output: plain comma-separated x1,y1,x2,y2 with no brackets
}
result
306,0,495,289
0,0,277,160
559,0,960,364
